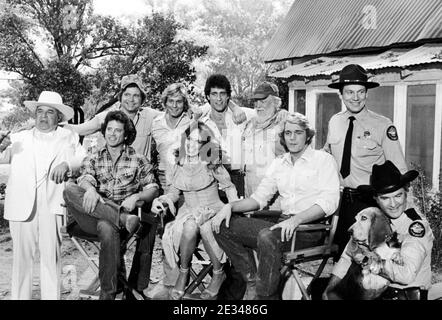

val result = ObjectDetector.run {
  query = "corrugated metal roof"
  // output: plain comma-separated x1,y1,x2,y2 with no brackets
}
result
263,0,442,63
270,44,442,79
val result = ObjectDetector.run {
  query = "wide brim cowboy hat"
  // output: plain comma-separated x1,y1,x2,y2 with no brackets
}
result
328,64,380,89
24,91,74,122
357,160,419,195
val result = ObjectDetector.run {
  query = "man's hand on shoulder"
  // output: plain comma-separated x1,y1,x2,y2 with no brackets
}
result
229,100,246,125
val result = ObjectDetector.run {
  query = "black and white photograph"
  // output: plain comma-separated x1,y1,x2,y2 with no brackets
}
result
0,0,441,309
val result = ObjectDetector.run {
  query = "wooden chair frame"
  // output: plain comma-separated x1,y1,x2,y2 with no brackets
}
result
280,197,342,300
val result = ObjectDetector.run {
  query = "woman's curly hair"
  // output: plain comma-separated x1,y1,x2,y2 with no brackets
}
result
100,110,137,146
174,121,223,169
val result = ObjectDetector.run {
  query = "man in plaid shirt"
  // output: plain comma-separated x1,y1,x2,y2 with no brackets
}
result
63,110,159,300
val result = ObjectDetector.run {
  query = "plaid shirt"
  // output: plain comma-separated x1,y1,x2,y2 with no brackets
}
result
78,145,157,203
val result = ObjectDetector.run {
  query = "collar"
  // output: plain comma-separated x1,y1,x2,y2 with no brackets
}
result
117,105,141,124
344,107,369,121
281,146,314,166
99,144,132,156
159,111,189,129
33,127,58,139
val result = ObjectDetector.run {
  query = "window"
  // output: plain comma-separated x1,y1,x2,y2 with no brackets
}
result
294,90,306,115
315,92,341,149
366,86,394,120
406,84,436,183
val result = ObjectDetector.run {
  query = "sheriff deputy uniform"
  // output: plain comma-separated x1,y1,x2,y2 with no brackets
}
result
325,64,408,256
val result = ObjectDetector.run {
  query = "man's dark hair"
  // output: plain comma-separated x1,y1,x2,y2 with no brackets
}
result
204,74,232,101
101,110,137,145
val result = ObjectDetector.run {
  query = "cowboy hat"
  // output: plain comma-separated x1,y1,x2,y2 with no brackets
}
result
328,64,380,90
118,74,146,103
357,160,419,195
24,91,74,122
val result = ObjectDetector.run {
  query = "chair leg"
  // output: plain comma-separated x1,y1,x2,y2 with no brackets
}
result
71,237,99,275
186,263,213,294
306,257,329,295
291,269,311,300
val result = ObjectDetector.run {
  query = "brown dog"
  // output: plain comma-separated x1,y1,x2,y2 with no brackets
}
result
333,207,401,300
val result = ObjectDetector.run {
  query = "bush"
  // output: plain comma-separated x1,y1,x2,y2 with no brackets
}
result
410,164,442,272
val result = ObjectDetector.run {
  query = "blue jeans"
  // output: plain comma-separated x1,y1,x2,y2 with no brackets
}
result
63,184,122,300
214,213,324,298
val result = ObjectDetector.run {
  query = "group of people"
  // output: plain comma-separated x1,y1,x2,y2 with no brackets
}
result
0,63,434,301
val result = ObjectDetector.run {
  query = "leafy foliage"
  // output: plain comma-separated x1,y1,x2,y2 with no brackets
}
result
0,0,208,128
156,0,292,105
410,163,442,272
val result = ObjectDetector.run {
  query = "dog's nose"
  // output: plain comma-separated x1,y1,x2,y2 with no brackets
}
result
347,226,354,235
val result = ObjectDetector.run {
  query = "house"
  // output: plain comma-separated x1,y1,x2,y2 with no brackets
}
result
263,0,442,189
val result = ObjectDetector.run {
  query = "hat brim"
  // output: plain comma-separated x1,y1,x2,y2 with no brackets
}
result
119,83,146,103
328,81,380,89
357,170,419,195
24,101,74,122
251,93,269,100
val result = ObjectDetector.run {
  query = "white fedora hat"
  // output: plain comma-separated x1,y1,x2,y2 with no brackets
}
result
24,91,74,122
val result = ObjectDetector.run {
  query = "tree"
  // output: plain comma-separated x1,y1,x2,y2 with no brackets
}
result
0,0,208,128
151,0,292,106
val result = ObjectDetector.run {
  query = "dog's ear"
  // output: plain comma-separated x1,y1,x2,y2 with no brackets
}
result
368,210,393,250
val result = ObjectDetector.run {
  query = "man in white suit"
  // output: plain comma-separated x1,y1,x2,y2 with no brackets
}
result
0,91,86,300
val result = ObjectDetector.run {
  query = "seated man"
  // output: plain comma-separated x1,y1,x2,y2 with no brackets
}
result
63,110,159,300
211,112,340,300
323,161,434,300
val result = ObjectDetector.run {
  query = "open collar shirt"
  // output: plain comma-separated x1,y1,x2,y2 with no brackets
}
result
200,104,255,170
78,145,157,203
250,147,340,216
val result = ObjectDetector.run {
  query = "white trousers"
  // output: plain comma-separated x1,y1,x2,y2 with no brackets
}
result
9,186,62,300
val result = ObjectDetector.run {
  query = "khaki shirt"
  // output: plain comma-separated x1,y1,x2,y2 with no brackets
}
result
325,108,407,189
332,208,434,290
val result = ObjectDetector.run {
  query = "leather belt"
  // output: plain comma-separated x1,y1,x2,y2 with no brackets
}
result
381,286,428,300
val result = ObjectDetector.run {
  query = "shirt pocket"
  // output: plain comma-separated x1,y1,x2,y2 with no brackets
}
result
117,167,138,186
96,168,113,185
355,136,383,158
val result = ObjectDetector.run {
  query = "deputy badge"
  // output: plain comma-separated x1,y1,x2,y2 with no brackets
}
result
409,221,425,238
387,126,398,141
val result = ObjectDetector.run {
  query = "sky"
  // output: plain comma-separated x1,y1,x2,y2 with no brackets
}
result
93,0,150,18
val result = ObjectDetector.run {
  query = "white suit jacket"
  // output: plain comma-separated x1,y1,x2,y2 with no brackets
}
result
0,127,86,221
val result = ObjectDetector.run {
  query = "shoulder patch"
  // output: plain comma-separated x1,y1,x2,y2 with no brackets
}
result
386,125,398,141
409,221,425,238
404,208,422,221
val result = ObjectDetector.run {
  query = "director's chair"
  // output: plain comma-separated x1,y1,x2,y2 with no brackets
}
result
61,201,158,300
280,197,342,300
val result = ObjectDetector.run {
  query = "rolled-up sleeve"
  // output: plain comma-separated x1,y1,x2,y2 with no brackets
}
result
250,159,279,210
313,153,340,216
138,157,158,191
77,156,98,187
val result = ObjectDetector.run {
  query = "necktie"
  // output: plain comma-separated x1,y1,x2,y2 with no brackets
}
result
340,116,355,179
